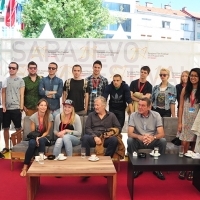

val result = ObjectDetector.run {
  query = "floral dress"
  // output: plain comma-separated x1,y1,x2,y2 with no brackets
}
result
179,96,199,142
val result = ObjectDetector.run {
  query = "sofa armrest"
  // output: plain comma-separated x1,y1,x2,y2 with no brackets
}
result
10,129,24,146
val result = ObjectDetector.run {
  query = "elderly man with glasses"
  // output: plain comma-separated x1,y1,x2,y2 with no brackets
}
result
39,62,63,119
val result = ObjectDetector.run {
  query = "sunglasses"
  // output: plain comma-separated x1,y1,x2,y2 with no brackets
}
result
159,74,168,77
48,67,57,70
29,67,37,70
8,66,17,70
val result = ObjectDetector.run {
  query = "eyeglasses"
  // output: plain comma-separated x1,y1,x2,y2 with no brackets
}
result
29,67,37,70
159,74,168,77
8,66,17,70
189,75,199,78
48,67,57,70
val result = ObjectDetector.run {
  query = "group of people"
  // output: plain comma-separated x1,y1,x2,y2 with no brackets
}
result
0,60,200,182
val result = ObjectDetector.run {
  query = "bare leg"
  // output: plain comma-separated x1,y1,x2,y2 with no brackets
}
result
3,128,9,149
181,141,190,153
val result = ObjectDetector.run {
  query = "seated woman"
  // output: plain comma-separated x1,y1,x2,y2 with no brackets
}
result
53,99,82,157
20,98,53,177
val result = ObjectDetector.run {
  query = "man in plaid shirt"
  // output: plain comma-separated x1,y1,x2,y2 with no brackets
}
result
86,60,108,114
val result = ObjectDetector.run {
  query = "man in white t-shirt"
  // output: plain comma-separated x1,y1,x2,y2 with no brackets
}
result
1,62,25,154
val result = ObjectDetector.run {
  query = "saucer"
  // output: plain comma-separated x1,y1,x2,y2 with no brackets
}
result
150,152,161,157
88,157,99,162
57,156,67,161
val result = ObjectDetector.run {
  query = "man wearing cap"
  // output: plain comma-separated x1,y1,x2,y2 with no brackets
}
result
39,62,63,119
82,96,121,157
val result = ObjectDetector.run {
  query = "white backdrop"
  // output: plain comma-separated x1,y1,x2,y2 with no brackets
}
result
0,38,200,86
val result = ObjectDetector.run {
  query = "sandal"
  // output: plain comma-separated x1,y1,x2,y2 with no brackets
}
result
178,171,187,180
0,152,5,159
20,168,28,177
1,148,9,154
187,171,193,181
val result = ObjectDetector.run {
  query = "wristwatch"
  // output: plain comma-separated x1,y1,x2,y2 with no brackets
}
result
154,136,157,140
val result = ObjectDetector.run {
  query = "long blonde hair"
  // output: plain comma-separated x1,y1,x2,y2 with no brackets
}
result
61,105,75,125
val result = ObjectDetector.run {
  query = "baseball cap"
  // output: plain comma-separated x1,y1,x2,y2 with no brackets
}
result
62,99,74,107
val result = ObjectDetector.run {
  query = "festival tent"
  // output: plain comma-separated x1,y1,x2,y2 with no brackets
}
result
39,22,55,38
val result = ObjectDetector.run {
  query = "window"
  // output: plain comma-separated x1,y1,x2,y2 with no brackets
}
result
197,23,200,28
103,2,130,12
197,32,200,39
181,23,189,31
180,38,184,40
162,21,170,28
142,18,151,21
104,34,114,38
107,19,132,32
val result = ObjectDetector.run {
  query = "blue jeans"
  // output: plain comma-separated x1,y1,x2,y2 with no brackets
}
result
110,109,125,128
51,109,60,119
24,137,49,165
81,134,118,157
53,135,81,156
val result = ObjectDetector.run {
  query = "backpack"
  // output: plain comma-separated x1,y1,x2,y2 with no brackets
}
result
65,78,88,94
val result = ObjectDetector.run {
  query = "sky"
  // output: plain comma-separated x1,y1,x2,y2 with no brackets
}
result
138,0,200,13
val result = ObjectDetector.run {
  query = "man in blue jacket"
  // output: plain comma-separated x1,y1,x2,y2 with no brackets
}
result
103,74,133,128
39,62,63,119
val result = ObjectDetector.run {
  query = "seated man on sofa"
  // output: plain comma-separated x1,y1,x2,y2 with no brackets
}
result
127,97,167,180
81,96,122,158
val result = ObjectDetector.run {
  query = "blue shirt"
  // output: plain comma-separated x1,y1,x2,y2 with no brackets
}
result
39,75,63,111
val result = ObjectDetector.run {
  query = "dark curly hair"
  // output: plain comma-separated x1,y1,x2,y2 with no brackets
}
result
184,68,200,103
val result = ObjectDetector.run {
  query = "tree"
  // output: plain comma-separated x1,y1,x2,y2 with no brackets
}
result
21,0,114,38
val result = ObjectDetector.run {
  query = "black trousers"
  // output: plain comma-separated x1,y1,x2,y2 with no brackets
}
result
152,107,171,117
81,134,118,157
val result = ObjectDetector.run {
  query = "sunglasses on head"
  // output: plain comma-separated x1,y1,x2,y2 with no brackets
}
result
159,74,168,77
8,66,17,70
29,67,37,70
48,67,57,70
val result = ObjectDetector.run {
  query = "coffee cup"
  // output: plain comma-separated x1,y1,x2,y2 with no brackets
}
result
35,156,40,162
58,153,64,159
91,154,96,159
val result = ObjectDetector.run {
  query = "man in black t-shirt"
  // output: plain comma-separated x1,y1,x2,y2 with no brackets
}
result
63,65,89,116
129,66,152,112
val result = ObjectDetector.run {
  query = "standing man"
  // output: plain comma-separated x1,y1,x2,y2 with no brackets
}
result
129,66,152,112
1,62,25,154
39,62,63,119
127,97,167,180
23,61,42,116
0,75,6,158
103,74,133,128
86,60,108,114
63,64,89,116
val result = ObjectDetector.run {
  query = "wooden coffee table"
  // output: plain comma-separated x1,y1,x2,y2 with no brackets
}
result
127,153,200,200
26,156,116,200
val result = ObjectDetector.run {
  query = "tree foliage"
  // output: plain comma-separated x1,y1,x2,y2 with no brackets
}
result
21,0,114,38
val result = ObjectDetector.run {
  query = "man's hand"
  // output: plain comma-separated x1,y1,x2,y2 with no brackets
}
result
94,136,102,145
143,134,154,145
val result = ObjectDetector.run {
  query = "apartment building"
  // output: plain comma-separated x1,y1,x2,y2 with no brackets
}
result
103,0,196,41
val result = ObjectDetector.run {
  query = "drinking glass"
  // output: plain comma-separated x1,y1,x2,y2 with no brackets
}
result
154,147,159,160
39,152,44,164
179,145,184,157
81,147,86,158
